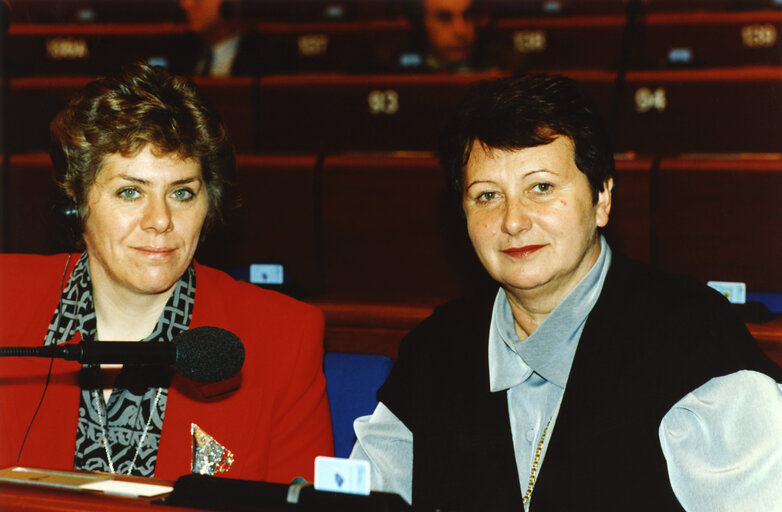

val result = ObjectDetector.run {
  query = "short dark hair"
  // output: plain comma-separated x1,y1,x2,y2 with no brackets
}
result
50,62,236,233
439,73,615,213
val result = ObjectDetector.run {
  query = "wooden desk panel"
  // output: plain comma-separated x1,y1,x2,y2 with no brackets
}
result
0,477,203,512
751,318,782,367
315,299,437,360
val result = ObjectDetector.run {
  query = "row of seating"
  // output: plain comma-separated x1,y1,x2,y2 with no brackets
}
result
494,0,782,16
6,0,400,24
4,153,780,300
7,0,781,24
5,9,781,75
5,68,781,155
490,9,782,70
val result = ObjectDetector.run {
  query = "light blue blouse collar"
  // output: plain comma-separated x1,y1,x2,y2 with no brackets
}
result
489,236,612,391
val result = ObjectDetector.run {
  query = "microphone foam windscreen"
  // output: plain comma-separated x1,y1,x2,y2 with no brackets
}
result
174,327,245,383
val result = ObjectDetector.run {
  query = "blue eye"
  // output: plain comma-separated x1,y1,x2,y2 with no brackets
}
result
172,188,195,201
118,188,139,200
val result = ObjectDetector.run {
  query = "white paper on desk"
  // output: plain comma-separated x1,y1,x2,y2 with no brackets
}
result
80,479,174,498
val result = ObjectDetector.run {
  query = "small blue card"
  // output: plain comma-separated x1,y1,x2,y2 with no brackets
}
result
249,264,284,285
708,281,746,304
313,456,370,495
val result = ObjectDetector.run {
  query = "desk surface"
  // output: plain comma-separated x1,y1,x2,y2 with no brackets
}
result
0,475,200,512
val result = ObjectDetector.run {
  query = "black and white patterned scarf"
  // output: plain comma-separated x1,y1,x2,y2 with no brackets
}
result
43,252,195,477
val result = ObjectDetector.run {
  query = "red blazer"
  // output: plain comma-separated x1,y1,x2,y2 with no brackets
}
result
0,253,333,483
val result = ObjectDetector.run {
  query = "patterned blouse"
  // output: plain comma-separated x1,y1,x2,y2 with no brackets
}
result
43,252,195,477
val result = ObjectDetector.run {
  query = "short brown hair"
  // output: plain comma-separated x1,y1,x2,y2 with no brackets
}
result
439,73,616,215
49,62,236,233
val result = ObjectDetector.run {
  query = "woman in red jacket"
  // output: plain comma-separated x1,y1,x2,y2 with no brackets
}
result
0,62,333,482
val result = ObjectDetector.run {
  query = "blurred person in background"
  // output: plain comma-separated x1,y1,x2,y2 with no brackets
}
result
397,0,492,72
177,0,291,76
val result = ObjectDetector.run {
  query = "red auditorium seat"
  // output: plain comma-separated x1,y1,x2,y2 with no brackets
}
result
256,72,504,154
6,76,257,154
2,154,69,255
612,67,782,155
197,154,322,297
5,22,192,77
653,157,782,291
254,19,410,73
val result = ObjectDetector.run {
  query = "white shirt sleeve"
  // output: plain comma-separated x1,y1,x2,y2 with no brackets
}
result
349,402,413,505
660,370,782,512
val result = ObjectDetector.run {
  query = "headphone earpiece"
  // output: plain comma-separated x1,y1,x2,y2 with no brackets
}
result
53,197,81,240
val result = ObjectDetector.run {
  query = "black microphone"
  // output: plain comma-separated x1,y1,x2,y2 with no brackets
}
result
0,326,245,383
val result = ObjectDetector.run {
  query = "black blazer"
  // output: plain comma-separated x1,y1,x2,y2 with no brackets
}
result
379,253,781,511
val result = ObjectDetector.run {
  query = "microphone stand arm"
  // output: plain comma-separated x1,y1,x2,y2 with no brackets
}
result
0,342,176,365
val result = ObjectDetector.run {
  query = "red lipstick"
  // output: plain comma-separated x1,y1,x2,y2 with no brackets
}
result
502,245,545,258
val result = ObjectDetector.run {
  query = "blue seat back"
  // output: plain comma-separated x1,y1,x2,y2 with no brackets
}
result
323,352,394,458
